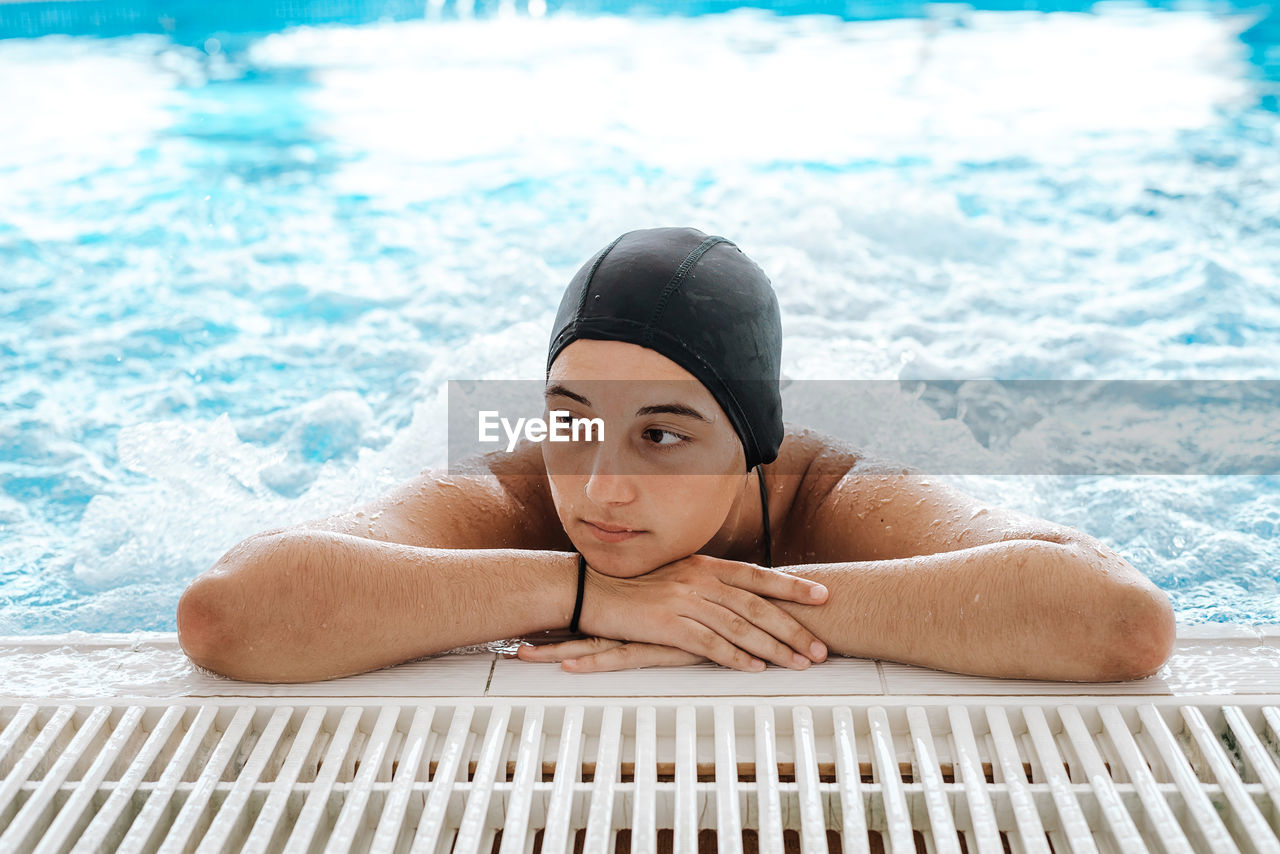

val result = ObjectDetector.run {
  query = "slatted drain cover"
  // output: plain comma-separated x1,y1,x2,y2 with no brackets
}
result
2,699,1279,853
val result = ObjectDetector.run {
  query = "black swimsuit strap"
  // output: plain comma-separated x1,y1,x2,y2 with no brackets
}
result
757,464,771,568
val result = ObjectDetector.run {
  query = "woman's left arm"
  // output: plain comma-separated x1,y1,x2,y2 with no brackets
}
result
776,463,1176,682
774,539,1174,681
516,465,1176,681
513,539,1173,681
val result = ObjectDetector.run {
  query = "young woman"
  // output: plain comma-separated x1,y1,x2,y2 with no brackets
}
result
176,227,1176,684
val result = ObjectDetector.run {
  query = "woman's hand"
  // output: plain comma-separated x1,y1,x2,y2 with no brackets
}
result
573,553,830,672
510,636,710,672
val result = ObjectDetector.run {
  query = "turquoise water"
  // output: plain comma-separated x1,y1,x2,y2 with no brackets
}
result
2,0,1278,634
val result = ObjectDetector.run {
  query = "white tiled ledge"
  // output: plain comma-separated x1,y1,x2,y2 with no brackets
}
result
1,624,1278,701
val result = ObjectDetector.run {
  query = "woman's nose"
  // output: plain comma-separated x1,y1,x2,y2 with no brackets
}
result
583,446,636,505
584,473,633,505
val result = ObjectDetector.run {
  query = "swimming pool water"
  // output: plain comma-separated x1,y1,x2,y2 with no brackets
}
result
2,0,1278,634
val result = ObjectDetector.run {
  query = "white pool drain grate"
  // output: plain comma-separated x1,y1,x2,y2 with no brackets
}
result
2,699,1279,853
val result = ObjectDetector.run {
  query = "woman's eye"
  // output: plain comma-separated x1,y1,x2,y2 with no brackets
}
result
643,428,689,449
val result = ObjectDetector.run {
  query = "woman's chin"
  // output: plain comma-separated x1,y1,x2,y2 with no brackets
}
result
588,561,646,578
581,551,660,579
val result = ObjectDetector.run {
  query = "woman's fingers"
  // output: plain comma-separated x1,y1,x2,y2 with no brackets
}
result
514,638,708,673
525,626,772,674
733,563,828,605
565,555,830,672
715,586,828,664
675,620,782,672
705,564,827,663
692,601,818,670
565,642,705,673
514,637,624,662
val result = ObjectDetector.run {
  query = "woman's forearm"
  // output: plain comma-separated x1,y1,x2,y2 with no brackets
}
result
769,539,1173,682
177,531,578,683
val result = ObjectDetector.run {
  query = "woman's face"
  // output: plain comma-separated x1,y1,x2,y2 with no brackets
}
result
543,338,750,578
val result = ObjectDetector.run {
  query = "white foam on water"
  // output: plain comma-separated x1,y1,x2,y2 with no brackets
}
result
2,5,1278,689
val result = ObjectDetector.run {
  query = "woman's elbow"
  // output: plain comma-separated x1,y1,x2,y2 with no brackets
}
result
177,580,239,677
178,532,300,680
1103,587,1176,681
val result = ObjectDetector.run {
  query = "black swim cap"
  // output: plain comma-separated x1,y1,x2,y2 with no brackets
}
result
546,226,784,472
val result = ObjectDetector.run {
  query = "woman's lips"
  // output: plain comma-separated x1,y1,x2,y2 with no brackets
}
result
583,520,645,543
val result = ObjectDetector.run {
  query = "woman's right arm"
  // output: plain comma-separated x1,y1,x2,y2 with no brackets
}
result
177,532,580,683
177,443,828,681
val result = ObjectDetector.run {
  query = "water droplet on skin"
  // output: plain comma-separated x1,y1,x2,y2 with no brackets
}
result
969,508,989,520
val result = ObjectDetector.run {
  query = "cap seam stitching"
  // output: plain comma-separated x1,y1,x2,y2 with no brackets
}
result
644,236,732,348
548,232,629,376
574,232,628,323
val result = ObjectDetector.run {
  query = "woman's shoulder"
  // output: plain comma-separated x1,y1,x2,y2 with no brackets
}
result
757,424,863,561
454,440,572,550
772,423,1094,564
288,440,568,551
766,423,866,502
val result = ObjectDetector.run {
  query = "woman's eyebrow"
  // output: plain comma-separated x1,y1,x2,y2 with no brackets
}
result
544,383,711,422
544,383,591,406
635,402,711,422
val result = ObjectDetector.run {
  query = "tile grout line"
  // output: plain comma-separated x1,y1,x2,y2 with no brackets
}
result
484,654,497,695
